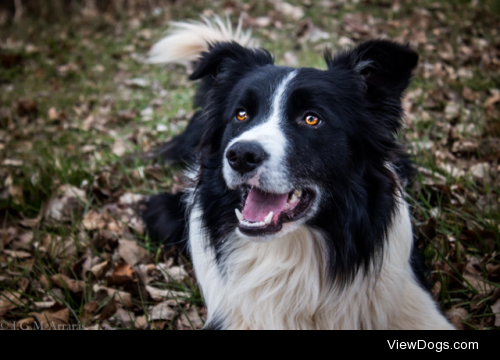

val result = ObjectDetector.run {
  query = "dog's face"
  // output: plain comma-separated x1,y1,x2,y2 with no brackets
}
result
220,66,355,238
191,41,418,241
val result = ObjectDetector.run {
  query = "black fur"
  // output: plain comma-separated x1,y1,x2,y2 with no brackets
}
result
203,317,225,331
145,40,420,285
143,192,188,253
156,111,206,165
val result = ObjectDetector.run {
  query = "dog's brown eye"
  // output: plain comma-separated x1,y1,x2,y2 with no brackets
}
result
304,115,320,126
236,111,248,121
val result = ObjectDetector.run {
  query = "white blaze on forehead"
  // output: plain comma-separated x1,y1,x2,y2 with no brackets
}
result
223,70,298,191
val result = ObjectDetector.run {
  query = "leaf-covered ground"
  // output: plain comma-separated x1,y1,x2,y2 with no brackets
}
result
0,0,499,330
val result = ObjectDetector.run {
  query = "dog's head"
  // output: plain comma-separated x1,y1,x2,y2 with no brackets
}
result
192,40,418,246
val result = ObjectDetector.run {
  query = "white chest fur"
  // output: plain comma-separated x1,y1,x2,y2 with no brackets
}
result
188,198,453,330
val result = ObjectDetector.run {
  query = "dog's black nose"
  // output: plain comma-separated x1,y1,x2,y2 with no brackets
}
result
226,142,268,174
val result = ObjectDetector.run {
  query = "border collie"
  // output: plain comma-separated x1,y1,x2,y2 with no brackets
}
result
145,16,454,330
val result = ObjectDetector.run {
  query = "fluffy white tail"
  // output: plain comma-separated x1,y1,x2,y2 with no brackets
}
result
148,15,258,66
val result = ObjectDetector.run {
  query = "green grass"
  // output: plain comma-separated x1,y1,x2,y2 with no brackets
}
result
1,0,499,330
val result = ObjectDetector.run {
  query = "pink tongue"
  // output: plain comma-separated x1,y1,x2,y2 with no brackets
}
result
242,188,289,223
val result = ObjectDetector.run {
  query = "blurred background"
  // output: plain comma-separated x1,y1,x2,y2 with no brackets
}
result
0,0,499,330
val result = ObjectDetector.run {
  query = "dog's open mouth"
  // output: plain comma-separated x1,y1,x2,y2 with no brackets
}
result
235,186,315,236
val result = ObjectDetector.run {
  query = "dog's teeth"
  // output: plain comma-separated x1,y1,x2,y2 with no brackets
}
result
294,189,303,198
239,219,269,228
265,212,274,225
289,194,298,204
285,203,290,210
235,209,243,222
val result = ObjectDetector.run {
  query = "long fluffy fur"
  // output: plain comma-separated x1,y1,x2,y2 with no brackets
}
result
148,15,258,66
190,194,452,330
145,16,454,330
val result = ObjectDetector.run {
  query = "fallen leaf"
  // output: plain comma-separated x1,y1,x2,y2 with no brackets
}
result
455,123,482,137
463,274,494,293
118,240,151,267
92,285,133,308
113,308,136,327
82,210,114,231
469,163,491,183
44,185,87,223
179,306,204,330
138,29,153,40
157,263,188,283
30,308,70,330
254,17,271,28
3,249,31,259
119,193,145,205
465,256,482,277
491,300,500,327
50,274,85,294
296,19,330,43
89,261,109,279
140,107,154,122
470,294,488,311
445,307,468,330
33,301,57,311
145,264,157,274
128,216,145,235
40,235,78,260
283,51,298,66
99,296,117,321
125,78,150,89
2,159,23,167
431,281,441,297
80,301,99,324
19,216,41,228
146,286,190,303
274,1,304,20
2,227,33,251
92,64,105,73
133,264,153,285
0,290,25,317
82,115,96,131
445,102,461,120
439,163,465,178
462,87,479,102
112,138,133,157
484,89,500,108
338,36,354,47
18,278,29,292
451,140,477,154
151,320,167,330
149,302,176,321
48,107,60,121
135,315,148,330
109,264,135,285
8,185,24,205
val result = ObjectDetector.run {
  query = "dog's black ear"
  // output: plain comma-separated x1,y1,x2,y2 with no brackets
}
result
327,40,419,132
190,42,274,81
328,40,419,96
